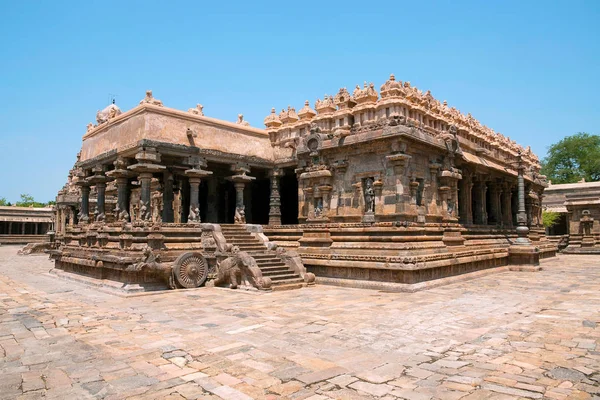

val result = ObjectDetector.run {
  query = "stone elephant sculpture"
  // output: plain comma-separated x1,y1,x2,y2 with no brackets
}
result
214,250,272,290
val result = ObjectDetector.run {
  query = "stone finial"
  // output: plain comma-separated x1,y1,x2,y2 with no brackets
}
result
264,107,282,128
280,106,299,125
188,104,204,116
315,95,336,114
236,114,250,126
139,90,163,107
298,100,316,121
86,123,94,132
380,73,403,98
354,81,378,104
334,87,356,109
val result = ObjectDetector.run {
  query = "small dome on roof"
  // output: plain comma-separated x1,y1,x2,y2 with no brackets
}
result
298,100,316,121
263,108,282,128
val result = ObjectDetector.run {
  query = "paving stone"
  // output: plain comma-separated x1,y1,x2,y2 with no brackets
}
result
209,385,254,400
481,382,544,398
349,381,392,397
547,367,587,382
297,367,348,384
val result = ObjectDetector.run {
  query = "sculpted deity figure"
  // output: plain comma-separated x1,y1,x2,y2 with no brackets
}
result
173,191,182,223
364,178,375,213
441,124,460,155
314,198,323,218
139,200,151,221
151,191,163,223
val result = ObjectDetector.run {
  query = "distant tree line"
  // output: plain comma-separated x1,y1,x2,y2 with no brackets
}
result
0,194,56,207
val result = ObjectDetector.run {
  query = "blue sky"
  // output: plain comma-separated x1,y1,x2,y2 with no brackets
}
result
0,0,598,203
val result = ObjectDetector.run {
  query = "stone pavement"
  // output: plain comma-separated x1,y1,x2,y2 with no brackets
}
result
0,246,599,400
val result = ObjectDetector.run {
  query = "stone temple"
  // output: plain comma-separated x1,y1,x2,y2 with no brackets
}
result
51,76,556,293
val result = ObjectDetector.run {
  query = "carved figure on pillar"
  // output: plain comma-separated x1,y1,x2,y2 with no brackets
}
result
364,178,375,213
234,206,246,224
268,169,282,225
188,205,201,223
174,191,182,223
140,200,151,221
152,191,163,223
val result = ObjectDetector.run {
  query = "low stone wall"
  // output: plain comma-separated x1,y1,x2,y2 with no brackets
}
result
0,235,49,245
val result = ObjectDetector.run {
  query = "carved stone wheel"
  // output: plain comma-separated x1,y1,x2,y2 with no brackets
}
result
173,252,208,288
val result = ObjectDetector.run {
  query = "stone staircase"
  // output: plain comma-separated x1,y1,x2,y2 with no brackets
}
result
220,225,305,291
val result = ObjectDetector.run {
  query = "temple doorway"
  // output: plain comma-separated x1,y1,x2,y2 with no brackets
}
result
280,167,299,224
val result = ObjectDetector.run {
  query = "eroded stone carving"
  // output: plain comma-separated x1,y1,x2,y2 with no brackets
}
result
214,248,272,290
139,90,163,106
96,103,122,124
188,104,204,115
234,206,246,224
236,114,250,126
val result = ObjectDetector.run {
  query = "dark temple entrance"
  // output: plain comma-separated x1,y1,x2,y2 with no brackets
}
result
280,167,299,224
200,163,271,224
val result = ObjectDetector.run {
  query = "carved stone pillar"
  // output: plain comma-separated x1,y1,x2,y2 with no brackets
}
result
107,159,133,222
428,162,442,214
459,174,472,224
515,153,530,243
386,153,411,214
140,172,153,219
86,165,110,222
473,178,488,225
227,166,254,224
55,207,62,235
79,185,91,223
304,187,314,219
502,183,513,227
268,169,282,226
319,185,333,215
162,171,174,223
185,167,212,223
488,181,500,225
128,148,166,221
60,206,67,234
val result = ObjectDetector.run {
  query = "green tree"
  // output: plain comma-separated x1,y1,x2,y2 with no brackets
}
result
541,133,600,184
0,197,9,206
15,193,48,208
542,210,561,228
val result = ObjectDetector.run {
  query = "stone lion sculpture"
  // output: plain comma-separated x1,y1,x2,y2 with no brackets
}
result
214,248,272,290
234,206,246,224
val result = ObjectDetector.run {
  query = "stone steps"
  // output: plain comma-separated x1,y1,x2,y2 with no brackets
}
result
220,224,304,290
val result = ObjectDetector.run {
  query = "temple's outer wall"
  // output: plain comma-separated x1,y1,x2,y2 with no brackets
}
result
0,206,53,244
543,181,600,252
80,105,273,162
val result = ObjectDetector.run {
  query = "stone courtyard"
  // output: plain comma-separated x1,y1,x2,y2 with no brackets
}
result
0,246,599,400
